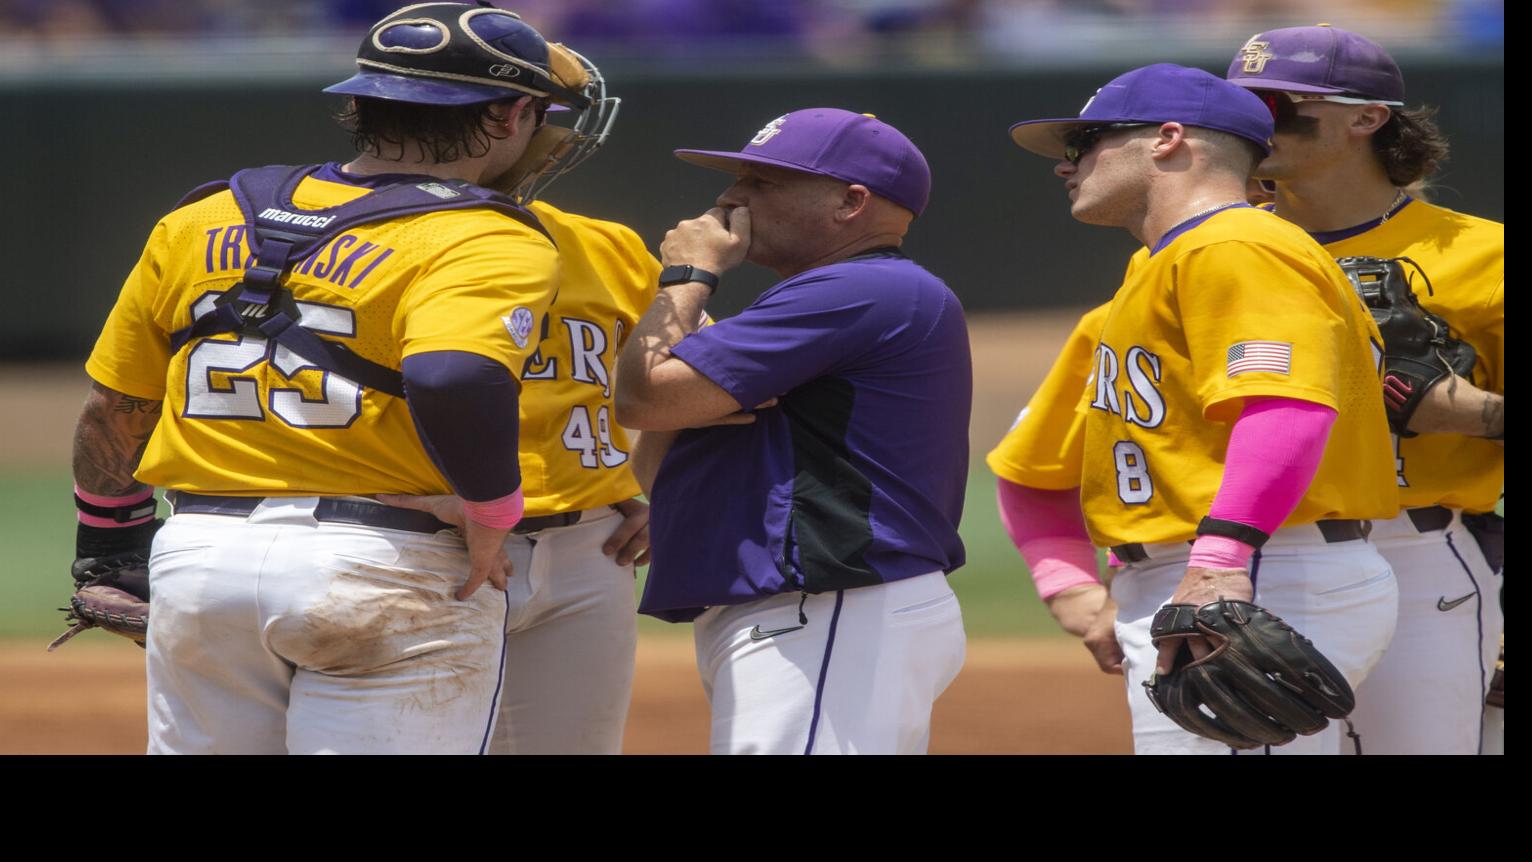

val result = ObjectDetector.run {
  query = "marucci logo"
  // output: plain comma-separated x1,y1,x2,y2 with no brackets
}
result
258,208,336,228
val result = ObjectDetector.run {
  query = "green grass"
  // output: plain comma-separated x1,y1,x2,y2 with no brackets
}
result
1,467,1066,640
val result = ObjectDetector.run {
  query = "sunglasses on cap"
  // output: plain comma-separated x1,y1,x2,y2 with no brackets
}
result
1254,89,1405,120
1062,122,1157,166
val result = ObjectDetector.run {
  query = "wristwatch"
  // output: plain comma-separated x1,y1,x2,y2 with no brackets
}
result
658,264,720,294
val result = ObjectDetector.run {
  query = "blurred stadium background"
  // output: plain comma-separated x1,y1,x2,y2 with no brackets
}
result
0,0,1503,752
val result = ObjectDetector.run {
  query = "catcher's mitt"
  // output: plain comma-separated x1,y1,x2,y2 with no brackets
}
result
1144,599,1355,749
48,552,151,651
1338,256,1477,437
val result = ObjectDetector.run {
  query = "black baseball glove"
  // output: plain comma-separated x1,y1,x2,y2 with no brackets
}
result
1144,599,1355,749
49,518,159,651
1338,256,1477,437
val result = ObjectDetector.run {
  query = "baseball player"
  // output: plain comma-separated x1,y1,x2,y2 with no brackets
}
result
1010,64,1401,754
69,3,590,754
387,54,662,754
615,109,971,755
1226,24,1505,754
989,178,1275,668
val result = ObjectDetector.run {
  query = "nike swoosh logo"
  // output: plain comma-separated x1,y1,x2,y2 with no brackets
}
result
749,624,805,641
1437,593,1476,612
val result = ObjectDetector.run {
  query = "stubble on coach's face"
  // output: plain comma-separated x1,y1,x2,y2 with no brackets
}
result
717,165,850,276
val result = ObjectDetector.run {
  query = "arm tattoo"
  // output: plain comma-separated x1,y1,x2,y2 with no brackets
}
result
73,383,163,497
110,395,162,416
1481,393,1505,439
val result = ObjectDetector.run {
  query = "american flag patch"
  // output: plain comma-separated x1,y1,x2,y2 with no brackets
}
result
1226,341,1292,376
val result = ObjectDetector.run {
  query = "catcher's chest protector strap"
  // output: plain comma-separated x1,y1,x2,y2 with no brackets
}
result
167,164,553,398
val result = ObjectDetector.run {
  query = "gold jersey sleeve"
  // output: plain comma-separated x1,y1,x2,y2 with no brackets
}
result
1079,207,1399,547
1323,200,1504,513
86,174,559,497
986,301,1114,490
518,201,661,516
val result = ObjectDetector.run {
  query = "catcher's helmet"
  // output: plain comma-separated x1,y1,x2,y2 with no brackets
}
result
324,2,590,108
505,45,620,203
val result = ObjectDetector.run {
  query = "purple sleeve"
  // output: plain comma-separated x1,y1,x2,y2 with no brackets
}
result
668,271,900,409
401,351,521,502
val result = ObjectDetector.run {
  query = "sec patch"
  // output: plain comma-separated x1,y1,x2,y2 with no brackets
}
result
503,306,535,348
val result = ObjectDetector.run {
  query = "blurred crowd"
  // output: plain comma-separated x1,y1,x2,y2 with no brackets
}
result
0,0,1505,54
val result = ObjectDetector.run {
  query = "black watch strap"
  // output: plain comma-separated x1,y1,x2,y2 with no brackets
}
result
659,264,720,294
1196,516,1271,549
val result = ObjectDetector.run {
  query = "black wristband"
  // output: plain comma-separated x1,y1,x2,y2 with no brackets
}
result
1196,517,1271,549
658,264,720,294
76,518,163,560
74,492,158,524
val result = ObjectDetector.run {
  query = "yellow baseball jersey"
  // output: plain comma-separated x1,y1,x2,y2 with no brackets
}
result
986,300,1115,490
86,172,559,496
1321,200,1504,513
519,201,660,515
986,249,1150,490
1080,206,1399,547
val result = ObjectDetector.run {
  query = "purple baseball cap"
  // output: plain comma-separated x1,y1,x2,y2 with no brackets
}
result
1226,25,1404,104
674,108,932,217
1010,64,1274,159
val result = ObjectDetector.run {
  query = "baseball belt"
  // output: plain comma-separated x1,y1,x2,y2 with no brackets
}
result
166,491,452,534
1111,519,1372,564
166,492,590,535
1404,505,1452,533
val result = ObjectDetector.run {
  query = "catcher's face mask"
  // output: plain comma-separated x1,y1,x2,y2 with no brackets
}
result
504,44,620,203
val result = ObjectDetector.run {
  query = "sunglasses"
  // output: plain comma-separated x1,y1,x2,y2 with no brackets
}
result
1255,90,1404,120
1062,122,1157,165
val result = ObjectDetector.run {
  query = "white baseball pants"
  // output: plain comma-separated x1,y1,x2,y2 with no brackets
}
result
692,571,966,755
146,498,510,755
1348,509,1504,754
1111,527,1398,755
489,507,638,755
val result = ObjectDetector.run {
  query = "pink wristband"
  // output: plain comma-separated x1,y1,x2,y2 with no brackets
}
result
75,484,156,528
1188,534,1256,569
461,487,525,530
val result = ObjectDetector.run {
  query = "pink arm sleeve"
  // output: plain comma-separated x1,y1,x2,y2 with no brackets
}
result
1188,396,1337,568
996,479,1100,599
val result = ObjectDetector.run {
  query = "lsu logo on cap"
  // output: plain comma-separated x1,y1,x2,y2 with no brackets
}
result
750,115,788,146
1239,37,1275,74
503,306,535,348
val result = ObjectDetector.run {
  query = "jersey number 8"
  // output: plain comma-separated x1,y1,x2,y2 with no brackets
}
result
1113,440,1154,504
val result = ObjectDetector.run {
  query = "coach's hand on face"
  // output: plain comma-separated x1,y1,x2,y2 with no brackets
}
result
661,207,751,274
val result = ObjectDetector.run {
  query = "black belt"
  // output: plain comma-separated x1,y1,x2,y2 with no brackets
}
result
512,510,585,533
167,492,588,535
167,491,452,534
1405,505,1453,533
1111,519,1372,564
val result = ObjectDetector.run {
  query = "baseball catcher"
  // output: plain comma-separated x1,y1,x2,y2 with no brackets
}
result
1145,599,1356,749
1337,256,1477,437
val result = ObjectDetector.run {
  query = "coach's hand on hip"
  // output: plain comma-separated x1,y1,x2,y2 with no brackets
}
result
661,207,751,274
378,493,514,600
1155,566,1253,674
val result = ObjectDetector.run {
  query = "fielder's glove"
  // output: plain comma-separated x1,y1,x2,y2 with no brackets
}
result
1338,256,1477,437
49,518,159,651
1144,599,1355,749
